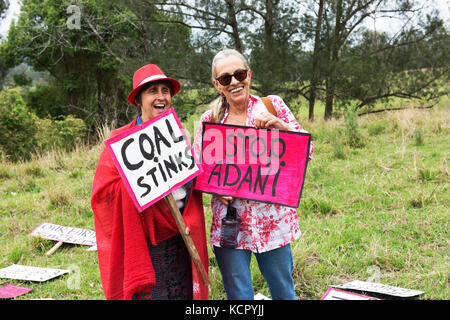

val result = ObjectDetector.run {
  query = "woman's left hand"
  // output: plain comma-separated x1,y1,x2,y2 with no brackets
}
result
255,112,291,131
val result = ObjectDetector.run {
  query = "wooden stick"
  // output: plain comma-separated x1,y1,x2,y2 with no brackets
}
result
165,193,210,287
45,241,63,256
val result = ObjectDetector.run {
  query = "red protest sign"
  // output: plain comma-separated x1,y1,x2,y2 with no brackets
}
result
105,108,201,212
194,122,310,208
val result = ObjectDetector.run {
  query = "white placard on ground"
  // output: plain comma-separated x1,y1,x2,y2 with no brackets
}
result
321,288,380,300
30,222,96,246
332,280,424,298
0,264,69,282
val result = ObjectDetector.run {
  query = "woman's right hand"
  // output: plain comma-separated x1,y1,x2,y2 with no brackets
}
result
217,195,234,206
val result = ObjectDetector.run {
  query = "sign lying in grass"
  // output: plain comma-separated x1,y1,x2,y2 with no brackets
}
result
105,108,201,212
0,284,33,299
321,288,380,300
332,280,424,298
0,265,69,282
195,123,311,208
30,223,96,247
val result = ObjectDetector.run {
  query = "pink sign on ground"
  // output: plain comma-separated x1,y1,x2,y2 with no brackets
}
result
105,108,202,212
194,123,311,208
0,284,33,299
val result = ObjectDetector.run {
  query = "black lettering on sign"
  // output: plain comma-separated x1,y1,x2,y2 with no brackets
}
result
208,162,222,186
253,165,271,195
146,167,159,187
137,176,151,198
174,151,189,171
166,119,184,143
249,137,267,158
153,126,171,155
223,164,241,187
271,138,286,159
163,155,178,178
139,133,155,160
157,162,167,182
237,166,253,192
271,161,285,196
225,134,237,157
122,138,143,170
184,146,196,169
236,132,255,160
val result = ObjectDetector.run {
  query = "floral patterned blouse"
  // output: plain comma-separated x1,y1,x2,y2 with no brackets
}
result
193,94,314,253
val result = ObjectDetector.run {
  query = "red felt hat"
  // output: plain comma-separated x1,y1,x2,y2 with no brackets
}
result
127,64,181,106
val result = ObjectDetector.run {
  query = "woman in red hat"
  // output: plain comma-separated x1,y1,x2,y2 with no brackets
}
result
91,64,209,300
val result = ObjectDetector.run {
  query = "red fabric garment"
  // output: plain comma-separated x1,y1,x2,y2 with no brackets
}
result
91,117,209,300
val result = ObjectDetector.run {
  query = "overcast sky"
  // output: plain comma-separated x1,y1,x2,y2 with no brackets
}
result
1,0,448,38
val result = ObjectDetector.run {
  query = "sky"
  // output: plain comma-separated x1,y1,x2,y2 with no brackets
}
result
0,0,20,38
0,0,449,38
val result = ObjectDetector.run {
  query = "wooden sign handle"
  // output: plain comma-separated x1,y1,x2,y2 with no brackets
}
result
45,241,63,256
165,193,210,287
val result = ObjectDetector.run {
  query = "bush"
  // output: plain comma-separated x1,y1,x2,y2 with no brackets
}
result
24,82,66,118
36,116,86,152
0,88,87,162
344,105,366,148
0,88,39,161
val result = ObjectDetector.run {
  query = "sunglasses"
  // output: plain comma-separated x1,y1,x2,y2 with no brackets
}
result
215,69,248,86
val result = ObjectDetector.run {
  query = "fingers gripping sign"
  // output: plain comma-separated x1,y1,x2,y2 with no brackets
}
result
255,111,291,131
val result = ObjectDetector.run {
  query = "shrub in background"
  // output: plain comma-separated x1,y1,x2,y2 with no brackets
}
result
343,104,366,148
0,88,86,162
24,82,66,118
0,88,39,161
36,116,86,153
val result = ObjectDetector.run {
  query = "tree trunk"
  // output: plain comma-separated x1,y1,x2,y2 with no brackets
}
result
261,0,275,94
324,78,334,120
225,0,243,52
308,0,325,122
324,0,342,120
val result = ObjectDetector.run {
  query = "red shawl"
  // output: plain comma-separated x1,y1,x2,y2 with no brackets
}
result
91,117,209,300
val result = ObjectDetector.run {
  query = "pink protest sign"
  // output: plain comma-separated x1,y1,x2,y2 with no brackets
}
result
105,108,201,212
0,284,33,299
194,123,311,208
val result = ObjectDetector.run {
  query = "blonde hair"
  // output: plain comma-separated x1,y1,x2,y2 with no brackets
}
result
210,49,250,122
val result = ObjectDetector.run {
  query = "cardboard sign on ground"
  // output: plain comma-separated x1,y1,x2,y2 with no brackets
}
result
0,265,69,282
0,284,33,299
30,223,96,247
332,280,424,298
321,288,380,300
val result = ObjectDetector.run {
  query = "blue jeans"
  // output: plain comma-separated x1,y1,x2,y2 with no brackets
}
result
213,244,297,300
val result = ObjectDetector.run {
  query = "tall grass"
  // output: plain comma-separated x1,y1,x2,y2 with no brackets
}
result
0,95,448,299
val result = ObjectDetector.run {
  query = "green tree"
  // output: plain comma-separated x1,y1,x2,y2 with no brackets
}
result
0,0,195,127
0,0,10,87
305,0,448,120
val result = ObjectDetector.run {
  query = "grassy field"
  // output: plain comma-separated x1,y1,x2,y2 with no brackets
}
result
0,95,448,300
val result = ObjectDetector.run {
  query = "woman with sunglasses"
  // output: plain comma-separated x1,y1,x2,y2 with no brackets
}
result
193,49,313,300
